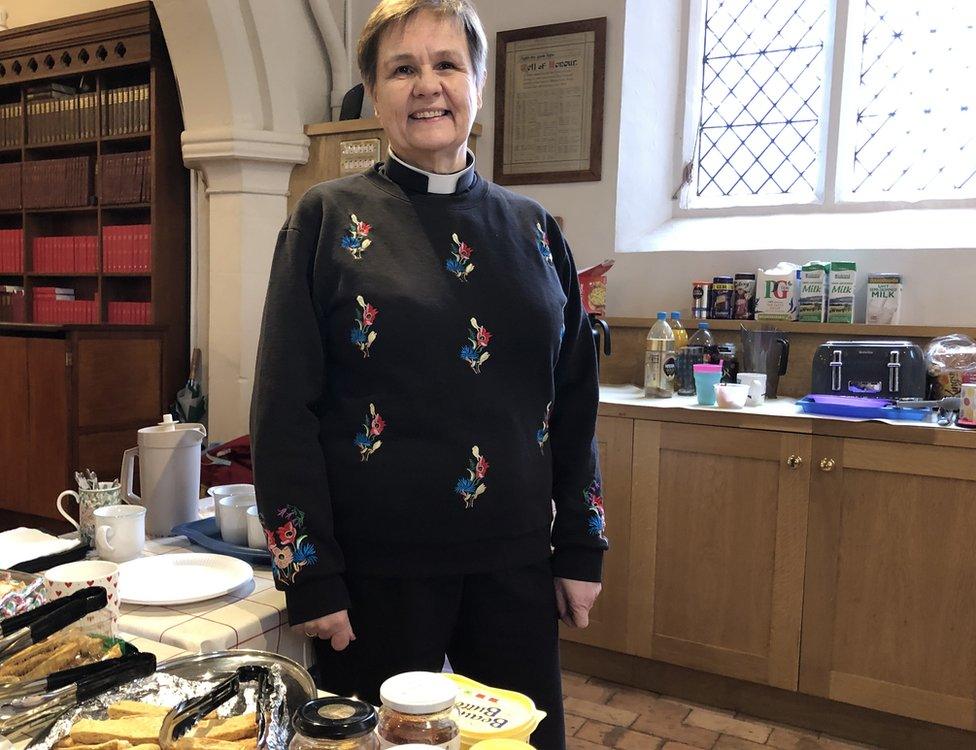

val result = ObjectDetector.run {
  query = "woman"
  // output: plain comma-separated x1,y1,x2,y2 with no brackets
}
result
251,2,605,747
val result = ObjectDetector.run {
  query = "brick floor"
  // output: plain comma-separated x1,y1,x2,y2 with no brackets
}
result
561,672,884,750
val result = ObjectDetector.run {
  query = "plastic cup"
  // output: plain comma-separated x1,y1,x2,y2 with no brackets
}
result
693,364,723,406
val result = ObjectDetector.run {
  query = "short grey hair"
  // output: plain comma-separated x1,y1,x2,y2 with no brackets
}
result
357,0,488,90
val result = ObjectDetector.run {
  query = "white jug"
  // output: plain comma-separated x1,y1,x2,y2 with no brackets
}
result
121,414,207,536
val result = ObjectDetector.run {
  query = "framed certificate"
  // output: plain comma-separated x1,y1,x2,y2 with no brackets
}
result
493,17,606,185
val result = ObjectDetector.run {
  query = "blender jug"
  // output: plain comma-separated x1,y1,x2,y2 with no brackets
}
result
739,325,790,398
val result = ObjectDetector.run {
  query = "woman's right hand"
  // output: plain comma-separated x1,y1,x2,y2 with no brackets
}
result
293,610,356,651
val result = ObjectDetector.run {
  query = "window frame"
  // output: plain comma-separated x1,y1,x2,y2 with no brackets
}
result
675,0,976,216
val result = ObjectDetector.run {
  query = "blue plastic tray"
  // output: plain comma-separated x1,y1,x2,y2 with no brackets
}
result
172,517,271,565
797,395,929,421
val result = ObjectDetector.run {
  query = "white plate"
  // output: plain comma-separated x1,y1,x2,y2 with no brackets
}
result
118,553,254,605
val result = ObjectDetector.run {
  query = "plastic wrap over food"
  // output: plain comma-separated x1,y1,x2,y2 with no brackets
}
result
0,570,46,620
31,667,289,750
925,334,976,397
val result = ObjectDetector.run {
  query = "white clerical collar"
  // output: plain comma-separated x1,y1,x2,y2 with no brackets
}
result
387,148,476,194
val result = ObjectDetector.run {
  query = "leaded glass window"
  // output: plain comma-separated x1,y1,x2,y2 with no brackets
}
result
847,1,975,199
692,0,830,202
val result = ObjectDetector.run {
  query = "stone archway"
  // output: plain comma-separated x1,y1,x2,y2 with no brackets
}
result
153,0,333,442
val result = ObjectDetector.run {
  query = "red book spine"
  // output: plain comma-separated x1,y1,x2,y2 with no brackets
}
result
125,226,134,273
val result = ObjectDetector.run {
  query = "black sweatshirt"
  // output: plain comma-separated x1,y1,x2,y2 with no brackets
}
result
250,156,607,624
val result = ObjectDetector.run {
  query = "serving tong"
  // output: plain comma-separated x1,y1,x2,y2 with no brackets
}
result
0,651,157,740
159,665,274,750
0,587,107,665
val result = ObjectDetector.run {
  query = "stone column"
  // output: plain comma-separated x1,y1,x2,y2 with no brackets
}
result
183,127,308,442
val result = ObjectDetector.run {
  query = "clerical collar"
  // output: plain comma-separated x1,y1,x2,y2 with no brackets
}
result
385,148,476,194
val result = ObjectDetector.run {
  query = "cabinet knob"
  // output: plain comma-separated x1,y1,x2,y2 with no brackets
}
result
786,454,803,469
820,458,836,472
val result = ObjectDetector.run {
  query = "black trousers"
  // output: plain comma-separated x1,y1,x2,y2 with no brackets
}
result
312,559,566,750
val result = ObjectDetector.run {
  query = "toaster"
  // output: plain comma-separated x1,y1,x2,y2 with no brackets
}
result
811,340,926,399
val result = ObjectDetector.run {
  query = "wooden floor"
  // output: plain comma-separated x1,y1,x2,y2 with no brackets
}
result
562,670,880,750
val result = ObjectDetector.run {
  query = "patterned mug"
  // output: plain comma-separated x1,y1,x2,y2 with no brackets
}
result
57,481,122,547
43,560,120,635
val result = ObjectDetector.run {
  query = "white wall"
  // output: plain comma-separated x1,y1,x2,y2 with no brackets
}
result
347,0,974,327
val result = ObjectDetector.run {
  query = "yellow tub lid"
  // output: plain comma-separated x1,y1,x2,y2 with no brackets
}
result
470,740,535,749
444,674,546,742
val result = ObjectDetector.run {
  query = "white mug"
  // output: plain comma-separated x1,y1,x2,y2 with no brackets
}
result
737,372,768,407
246,506,266,549
219,494,256,546
94,504,146,563
208,484,255,531
44,560,120,635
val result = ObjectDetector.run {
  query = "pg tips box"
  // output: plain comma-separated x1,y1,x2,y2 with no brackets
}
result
755,263,800,321
827,261,857,323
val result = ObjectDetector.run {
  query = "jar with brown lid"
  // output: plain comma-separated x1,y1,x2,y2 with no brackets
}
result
289,697,379,750
377,672,461,749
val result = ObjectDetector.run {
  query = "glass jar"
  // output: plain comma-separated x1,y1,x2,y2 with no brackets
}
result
289,697,379,750
377,672,461,750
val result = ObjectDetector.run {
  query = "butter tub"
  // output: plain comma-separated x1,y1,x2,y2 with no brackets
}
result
444,673,546,749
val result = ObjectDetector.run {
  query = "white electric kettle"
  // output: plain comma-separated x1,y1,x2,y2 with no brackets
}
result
121,414,207,536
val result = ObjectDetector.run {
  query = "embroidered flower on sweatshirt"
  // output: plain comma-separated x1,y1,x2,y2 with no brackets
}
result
354,403,385,461
460,317,492,373
583,478,606,538
350,295,379,357
535,222,553,266
445,233,475,281
455,445,489,509
264,505,318,586
537,401,552,452
341,214,372,260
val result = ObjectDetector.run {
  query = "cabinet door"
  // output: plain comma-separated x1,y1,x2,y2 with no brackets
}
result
27,338,69,519
0,338,31,514
559,416,634,653
801,437,976,730
633,421,811,689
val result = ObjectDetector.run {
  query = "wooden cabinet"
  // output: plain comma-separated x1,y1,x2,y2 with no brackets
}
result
628,421,812,689
559,415,634,653
0,327,162,519
566,398,976,733
800,437,976,730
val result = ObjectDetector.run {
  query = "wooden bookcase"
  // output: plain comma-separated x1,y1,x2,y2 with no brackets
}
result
0,3,188,519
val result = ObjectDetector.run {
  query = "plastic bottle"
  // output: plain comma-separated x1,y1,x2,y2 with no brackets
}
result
688,321,722,365
668,311,688,349
644,312,676,398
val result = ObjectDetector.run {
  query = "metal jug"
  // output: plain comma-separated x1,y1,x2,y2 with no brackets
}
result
121,414,207,536
739,325,790,398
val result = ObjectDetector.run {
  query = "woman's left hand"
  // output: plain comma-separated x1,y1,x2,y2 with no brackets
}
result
554,577,602,628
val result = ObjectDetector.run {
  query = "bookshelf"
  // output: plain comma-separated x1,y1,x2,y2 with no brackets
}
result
0,3,188,519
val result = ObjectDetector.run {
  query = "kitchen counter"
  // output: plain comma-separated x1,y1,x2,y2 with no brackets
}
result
598,384,976,448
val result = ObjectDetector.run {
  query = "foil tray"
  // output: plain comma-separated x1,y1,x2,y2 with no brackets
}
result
28,650,315,750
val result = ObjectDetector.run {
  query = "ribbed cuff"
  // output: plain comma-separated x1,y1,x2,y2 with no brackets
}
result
551,546,604,583
283,574,350,626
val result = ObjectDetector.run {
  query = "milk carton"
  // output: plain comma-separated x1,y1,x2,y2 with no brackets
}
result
755,262,800,321
866,273,902,325
827,261,857,323
798,262,830,322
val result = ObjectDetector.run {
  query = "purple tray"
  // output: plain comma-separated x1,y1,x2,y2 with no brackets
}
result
797,395,929,421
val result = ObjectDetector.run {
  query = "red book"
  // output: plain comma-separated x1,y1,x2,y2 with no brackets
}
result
125,226,134,273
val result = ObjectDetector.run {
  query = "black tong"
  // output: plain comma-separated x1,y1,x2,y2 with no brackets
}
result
0,651,157,739
160,665,273,749
0,587,107,664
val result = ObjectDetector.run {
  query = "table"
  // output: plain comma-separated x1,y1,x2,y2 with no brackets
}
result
114,535,312,667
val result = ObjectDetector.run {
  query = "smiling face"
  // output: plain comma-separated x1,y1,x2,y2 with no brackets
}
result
370,10,484,174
